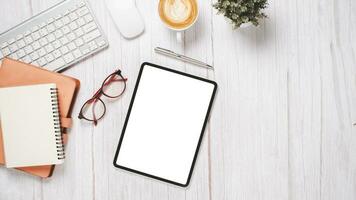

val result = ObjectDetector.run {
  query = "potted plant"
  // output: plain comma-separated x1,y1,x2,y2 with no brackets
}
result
213,0,268,28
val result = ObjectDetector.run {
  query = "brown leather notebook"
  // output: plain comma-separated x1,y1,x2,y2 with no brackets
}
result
0,58,80,177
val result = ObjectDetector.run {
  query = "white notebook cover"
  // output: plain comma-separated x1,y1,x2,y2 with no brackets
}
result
0,83,64,168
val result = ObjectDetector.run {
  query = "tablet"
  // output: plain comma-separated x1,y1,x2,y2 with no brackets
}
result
113,62,217,187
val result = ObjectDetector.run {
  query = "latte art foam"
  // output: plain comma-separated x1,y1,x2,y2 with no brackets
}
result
159,0,198,29
164,0,191,23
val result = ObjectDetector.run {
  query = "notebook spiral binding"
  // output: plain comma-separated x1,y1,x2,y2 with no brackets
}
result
50,87,65,160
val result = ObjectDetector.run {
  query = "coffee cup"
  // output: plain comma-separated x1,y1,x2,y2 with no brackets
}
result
158,0,199,43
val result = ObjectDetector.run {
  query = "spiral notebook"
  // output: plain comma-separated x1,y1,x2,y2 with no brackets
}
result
0,83,65,168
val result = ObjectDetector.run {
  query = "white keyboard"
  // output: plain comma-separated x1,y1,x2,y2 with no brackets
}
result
0,0,108,72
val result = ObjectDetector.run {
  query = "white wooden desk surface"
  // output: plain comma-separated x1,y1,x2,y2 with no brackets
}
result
1,0,356,199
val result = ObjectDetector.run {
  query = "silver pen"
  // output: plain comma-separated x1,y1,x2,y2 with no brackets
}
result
154,47,214,70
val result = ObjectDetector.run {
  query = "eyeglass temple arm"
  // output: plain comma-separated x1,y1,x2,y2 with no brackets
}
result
92,98,98,126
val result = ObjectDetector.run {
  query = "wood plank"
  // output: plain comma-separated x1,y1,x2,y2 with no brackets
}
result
210,0,289,199
318,0,356,199
286,0,322,199
0,1,42,200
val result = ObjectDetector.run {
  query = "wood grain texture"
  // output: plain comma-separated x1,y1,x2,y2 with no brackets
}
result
0,0,355,199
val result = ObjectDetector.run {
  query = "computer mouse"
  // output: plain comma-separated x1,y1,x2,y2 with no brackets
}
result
104,0,145,39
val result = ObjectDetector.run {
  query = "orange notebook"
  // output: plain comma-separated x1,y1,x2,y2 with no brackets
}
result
0,58,80,177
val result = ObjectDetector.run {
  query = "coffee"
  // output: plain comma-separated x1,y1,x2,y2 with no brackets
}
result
158,0,198,30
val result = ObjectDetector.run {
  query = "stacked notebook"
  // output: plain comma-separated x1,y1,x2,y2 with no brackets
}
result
0,58,80,177
0,84,65,168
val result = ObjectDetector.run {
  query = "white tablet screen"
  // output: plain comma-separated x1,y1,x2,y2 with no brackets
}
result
114,63,216,186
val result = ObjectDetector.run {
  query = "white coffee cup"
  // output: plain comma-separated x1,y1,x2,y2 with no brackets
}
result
158,0,199,43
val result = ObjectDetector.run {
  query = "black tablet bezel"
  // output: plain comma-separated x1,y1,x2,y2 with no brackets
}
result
113,62,217,187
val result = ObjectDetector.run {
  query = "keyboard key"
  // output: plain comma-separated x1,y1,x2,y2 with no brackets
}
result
32,41,41,50
45,44,54,53
38,48,46,57
52,40,61,49
83,29,101,42
68,42,76,51
1,42,8,48
74,28,84,37
54,14,62,20
69,6,77,12
69,12,78,21
25,36,33,44
77,7,89,16
55,20,64,28
78,2,86,7
30,52,39,60
8,38,16,44
62,26,70,34
53,50,61,58
40,28,48,36
39,22,46,28
37,57,47,66
31,26,39,32
45,54,54,62
32,31,41,40
24,30,31,36
16,34,23,40
60,46,69,54
73,49,82,58
63,52,74,63
47,58,65,70
97,39,106,47
47,17,55,24
84,14,93,23
24,45,34,54
31,60,39,66
62,16,71,25
9,43,18,52
63,9,70,16
0,51,3,60
47,33,56,42
75,38,84,46
22,55,31,63
88,41,98,51
47,24,56,33
83,22,97,33
60,36,69,45
39,38,48,46
2,47,11,56
54,30,63,38
80,46,90,55
16,49,26,58
76,18,85,27
31,25,39,32
69,21,78,30
67,32,76,41
17,39,26,48
9,53,18,59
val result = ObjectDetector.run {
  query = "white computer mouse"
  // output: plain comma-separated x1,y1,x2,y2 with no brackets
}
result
104,0,145,39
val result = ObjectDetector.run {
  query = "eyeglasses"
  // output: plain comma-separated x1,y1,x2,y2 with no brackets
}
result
78,69,127,125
